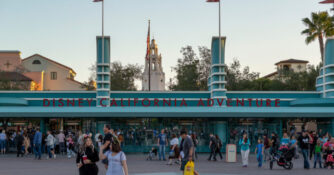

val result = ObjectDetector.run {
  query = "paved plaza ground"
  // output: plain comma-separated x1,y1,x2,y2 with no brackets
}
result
0,153,333,175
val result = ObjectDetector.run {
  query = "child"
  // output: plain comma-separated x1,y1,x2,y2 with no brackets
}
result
314,139,322,168
255,138,264,168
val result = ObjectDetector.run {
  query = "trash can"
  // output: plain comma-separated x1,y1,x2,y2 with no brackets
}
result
226,144,237,162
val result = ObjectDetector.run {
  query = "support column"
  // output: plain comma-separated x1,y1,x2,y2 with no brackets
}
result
331,118,334,137
40,119,46,134
96,36,111,107
209,37,227,106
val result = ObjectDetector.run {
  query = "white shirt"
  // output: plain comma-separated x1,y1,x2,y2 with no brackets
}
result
170,138,179,146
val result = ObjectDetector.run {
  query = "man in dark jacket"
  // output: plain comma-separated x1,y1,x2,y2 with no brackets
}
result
208,133,217,161
15,132,24,157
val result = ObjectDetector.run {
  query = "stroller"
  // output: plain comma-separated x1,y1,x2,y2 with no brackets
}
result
324,149,334,169
270,147,295,170
146,147,158,160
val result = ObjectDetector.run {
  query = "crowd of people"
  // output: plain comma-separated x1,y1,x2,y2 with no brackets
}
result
238,130,334,169
0,126,334,174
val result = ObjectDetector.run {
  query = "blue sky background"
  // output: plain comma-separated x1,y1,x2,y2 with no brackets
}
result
0,0,332,86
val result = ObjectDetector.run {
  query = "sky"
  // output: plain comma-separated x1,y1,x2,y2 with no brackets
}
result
0,0,333,88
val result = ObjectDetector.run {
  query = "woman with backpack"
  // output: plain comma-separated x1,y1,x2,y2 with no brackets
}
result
215,134,223,160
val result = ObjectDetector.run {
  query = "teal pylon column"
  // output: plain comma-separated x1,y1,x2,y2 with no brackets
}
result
316,38,334,98
96,36,111,107
40,119,46,134
209,37,227,106
331,118,334,137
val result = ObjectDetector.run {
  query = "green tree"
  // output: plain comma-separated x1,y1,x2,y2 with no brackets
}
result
198,46,212,90
301,11,334,61
169,46,200,91
109,62,142,91
86,62,142,91
225,59,260,90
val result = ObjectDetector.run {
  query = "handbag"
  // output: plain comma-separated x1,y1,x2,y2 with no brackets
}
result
183,161,195,175
169,150,175,157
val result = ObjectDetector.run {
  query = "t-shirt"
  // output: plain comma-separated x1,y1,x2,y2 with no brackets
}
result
104,151,126,175
290,139,297,146
103,133,112,152
256,143,264,156
239,138,250,151
315,145,322,153
299,135,310,150
57,133,65,143
281,138,290,146
0,133,6,140
170,138,179,146
182,136,194,161
158,133,167,145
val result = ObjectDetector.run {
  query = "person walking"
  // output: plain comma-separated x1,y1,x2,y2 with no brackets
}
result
298,130,312,169
99,137,128,175
310,131,318,160
179,130,199,175
313,139,322,168
255,138,264,168
157,129,168,161
45,130,56,159
263,135,270,162
76,137,99,175
239,132,251,167
57,131,66,155
290,135,298,159
23,134,30,156
102,125,113,169
167,134,179,165
15,132,24,157
67,134,75,158
33,128,42,160
208,133,217,161
215,134,223,160
191,134,198,160
0,130,6,154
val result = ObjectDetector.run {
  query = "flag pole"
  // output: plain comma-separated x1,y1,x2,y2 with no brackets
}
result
102,0,104,66
148,20,151,91
219,0,221,65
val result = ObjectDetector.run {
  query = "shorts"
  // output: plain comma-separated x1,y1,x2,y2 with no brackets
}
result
180,160,188,171
0,140,6,150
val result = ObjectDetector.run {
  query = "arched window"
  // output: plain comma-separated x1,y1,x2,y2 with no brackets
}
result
32,60,41,64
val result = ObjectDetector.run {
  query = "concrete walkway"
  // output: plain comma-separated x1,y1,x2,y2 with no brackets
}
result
0,153,332,175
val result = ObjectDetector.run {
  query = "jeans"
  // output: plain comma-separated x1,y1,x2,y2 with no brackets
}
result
59,142,65,154
313,152,322,168
47,145,53,158
257,154,263,167
34,143,42,159
302,149,310,169
0,140,6,150
264,148,270,162
159,145,166,160
67,148,75,158
241,149,250,166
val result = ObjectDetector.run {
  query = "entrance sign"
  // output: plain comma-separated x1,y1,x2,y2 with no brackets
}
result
42,98,281,107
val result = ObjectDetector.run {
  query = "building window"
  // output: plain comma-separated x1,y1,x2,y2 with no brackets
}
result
50,72,57,80
32,60,41,64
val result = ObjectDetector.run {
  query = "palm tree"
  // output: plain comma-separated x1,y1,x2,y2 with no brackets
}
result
301,11,334,62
